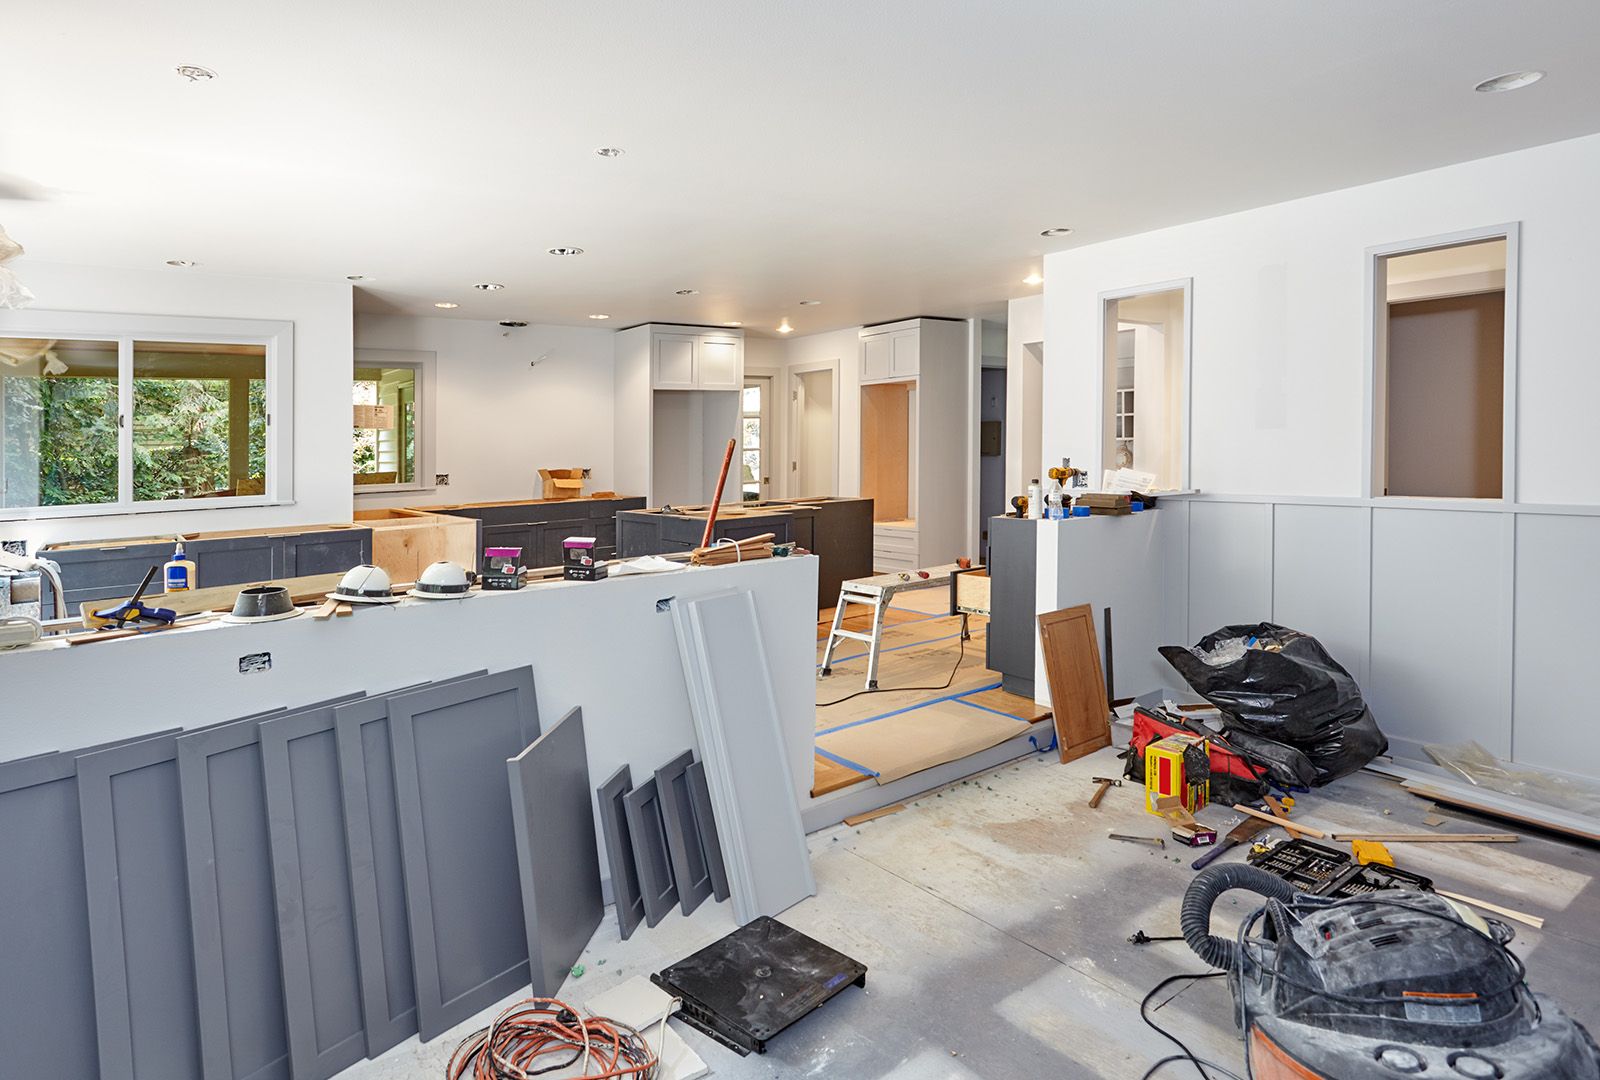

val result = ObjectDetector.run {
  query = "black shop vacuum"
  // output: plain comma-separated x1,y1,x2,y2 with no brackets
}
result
1181,864,1600,1079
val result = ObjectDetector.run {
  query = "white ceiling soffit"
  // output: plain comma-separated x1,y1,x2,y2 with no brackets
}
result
2,1,1597,334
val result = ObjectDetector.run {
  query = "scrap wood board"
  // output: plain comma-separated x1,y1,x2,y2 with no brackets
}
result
1037,604,1112,764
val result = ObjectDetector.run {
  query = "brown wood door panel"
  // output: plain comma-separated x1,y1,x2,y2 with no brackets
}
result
1037,604,1112,763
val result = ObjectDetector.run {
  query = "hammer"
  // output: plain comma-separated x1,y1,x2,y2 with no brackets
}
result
1088,776,1122,809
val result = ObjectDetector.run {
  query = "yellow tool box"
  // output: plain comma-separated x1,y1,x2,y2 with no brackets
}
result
1144,733,1210,815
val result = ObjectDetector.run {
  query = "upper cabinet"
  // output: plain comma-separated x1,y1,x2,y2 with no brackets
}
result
650,329,744,391
860,323,922,383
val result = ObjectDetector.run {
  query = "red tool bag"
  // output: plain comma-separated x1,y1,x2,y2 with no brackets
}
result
1125,706,1270,791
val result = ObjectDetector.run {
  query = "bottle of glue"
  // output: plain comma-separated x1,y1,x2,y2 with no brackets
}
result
164,540,197,592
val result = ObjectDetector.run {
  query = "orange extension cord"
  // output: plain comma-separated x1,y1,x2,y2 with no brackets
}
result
446,997,661,1080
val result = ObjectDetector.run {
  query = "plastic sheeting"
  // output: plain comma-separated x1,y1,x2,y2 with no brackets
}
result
1160,623,1387,785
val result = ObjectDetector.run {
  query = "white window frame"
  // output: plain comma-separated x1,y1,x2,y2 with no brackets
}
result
1096,278,1193,489
0,309,294,522
1363,222,1520,503
352,347,436,495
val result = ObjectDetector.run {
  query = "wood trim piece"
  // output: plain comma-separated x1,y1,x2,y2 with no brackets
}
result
1037,604,1113,764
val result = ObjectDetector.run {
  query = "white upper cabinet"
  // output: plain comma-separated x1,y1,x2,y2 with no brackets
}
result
697,336,742,390
652,334,699,389
890,329,919,377
650,329,744,391
860,320,930,384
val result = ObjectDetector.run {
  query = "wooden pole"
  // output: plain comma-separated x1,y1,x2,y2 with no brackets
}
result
700,438,738,549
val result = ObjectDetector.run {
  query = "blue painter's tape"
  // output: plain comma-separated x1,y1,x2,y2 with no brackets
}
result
813,747,879,778
951,696,1037,724
815,681,1003,737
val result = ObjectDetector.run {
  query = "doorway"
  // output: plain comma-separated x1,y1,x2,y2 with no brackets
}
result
789,363,838,497
741,376,773,501
1100,282,1190,490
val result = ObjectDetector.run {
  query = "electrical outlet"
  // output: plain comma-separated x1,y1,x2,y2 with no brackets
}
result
435,473,450,486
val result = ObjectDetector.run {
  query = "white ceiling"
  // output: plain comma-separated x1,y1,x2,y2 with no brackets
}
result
4,1,1598,336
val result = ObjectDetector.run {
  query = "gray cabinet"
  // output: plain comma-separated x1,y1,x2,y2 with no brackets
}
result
429,497,644,571
985,515,1038,698
42,527,374,612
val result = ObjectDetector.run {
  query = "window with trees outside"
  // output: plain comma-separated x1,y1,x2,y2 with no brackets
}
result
353,365,417,487
0,316,290,517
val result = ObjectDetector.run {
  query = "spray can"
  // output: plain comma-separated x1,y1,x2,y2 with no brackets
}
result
1026,480,1042,519
164,541,197,592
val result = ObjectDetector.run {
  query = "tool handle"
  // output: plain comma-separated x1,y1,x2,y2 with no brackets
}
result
1190,839,1235,870
1088,780,1111,809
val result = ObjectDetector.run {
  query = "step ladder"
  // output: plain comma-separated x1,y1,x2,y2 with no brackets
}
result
819,581,893,690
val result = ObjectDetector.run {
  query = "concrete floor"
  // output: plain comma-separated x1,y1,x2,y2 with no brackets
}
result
344,745,1600,1079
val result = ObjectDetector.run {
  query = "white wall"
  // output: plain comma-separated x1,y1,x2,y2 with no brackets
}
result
1043,132,1600,502
1039,132,1600,782
1005,294,1043,503
783,327,863,495
0,262,352,548
354,314,615,506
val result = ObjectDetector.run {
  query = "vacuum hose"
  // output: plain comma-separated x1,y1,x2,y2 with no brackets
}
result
1182,863,1299,970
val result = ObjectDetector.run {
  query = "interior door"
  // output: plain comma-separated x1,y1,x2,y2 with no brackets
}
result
740,377,772,502
790,367,836,497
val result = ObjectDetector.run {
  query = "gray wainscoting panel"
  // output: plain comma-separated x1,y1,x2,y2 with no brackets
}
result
596,765,646,941
77,734,206,1080
1370,508,1514,758
0,731,173,1080
259,707,366,1080
177,717,292,1080
331,673,486,1056
507,707,604,997
673,589,815,924
685,760,730,903
1512,513,1600,776
1186,500,1273,642
1270,503,1373,687
655,750,713,916
623,775,679,926
388,667,540,1041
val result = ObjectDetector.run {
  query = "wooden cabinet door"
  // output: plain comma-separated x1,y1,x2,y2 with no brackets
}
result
861,333,892,382
1037,604,1112,763
890,329,920,377
697,336,741,390
652,334,698,389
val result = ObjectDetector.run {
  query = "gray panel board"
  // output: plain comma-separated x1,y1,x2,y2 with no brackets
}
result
178,694,362,1080
333,673,487,1056
655,750,712,916
259,707,366,1080
78,734,206,1080
623,776,678,927
672,589,815,924
507,707,604,998
388,667,540,1041
0,729,177,1080
595,765,645,941
686,760,731,903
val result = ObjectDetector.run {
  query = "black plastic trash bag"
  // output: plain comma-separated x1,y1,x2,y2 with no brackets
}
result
1159,623,1387,785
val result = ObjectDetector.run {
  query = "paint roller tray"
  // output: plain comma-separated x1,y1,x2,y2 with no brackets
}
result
650,916,866,1056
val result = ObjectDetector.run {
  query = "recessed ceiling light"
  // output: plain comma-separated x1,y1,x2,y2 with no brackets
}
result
596,147,625,158
1023,272,1043,286
798,299,821,306
548,247,585,256
723,321,742,327
776,319,794,334
1474,70,1545,93
434,301,459,309
675,289,699,296
588,313,610,320
345,274,370,282
1040,227,1073,237
499,320,528,328
473,282,505,291
165,259,195,268
175,64,216,82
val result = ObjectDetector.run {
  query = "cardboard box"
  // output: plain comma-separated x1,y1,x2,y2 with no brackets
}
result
563,536,608,581
482,546,524,590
